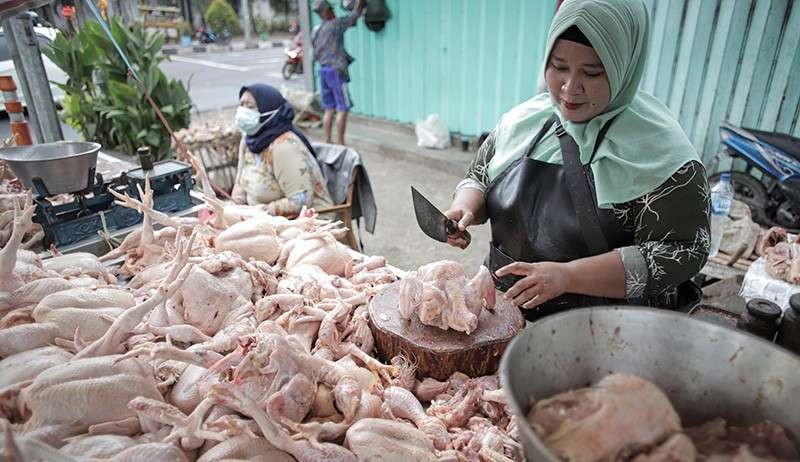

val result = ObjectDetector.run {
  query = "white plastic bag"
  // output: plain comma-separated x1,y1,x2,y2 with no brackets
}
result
415,114,451,149
740,257,799,312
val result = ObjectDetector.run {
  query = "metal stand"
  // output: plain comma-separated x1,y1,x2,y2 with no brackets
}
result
298,0,315,93
241,0,254,48
1,12,63,143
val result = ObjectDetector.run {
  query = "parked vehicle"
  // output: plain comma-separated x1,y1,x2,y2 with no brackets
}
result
710,122,800,231
195,26,218,44
282,32,303,80
0,26,67,112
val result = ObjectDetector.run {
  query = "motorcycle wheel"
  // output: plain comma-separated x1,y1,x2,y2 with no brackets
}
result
282,62,296,80
708,171,768,225
775,201,800,232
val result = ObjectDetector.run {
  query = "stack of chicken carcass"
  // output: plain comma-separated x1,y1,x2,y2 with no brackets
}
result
0,163,521,461
758,227,800,284
0,162,43,249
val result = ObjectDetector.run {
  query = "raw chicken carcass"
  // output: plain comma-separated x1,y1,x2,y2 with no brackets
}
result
344,418,437,462
685,418,800,460
164,264,252,336
398,261,495,334
763,242,800,284
0,194,51,295
382,386,450,450
631,433,697,462
0,346,72,392
59,434,138,459
42,252,116,284
527,374,681,462
31,287,136,346
15,355,163,441
213,214,282,263
279,223,354,277
196,435,295,462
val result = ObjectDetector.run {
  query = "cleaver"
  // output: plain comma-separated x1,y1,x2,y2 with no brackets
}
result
411,186,471,248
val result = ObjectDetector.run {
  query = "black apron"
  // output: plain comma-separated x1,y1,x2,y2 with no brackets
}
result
485,114,700,322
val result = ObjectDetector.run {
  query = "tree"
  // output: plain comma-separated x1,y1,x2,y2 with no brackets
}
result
269,0,293,16
204,0,241,34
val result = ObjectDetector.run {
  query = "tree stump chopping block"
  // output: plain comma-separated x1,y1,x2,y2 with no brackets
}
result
368,280,525,381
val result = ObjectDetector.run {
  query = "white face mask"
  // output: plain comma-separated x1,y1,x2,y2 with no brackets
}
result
235,106,279,135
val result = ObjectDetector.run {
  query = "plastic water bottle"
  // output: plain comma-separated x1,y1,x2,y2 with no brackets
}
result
709,173,734,258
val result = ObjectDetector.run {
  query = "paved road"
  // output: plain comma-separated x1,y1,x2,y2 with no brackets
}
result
0,45,301,141
160,45,303,113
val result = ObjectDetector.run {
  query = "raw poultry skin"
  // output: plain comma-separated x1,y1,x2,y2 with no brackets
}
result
684,418,800,461
529,374,800,462
345,418,438,462
398,261,495,334
0,182,526,461
527,373,682,462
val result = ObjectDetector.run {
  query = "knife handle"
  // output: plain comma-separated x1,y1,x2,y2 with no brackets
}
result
446,219,472,248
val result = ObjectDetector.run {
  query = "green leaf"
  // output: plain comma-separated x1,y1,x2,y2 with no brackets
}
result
145,131,161,147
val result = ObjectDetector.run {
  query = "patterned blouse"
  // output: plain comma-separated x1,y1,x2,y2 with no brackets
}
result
232,131,333,216
457,130,711,305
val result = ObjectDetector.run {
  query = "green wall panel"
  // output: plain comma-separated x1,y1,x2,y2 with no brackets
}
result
311,0,555,137
310,0,799,160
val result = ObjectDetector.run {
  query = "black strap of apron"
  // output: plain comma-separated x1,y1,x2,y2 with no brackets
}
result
555,117,610,255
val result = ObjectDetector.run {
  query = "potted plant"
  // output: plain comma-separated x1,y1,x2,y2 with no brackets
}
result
179,21,192,47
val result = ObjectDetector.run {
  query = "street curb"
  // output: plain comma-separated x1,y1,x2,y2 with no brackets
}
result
163,39,288,57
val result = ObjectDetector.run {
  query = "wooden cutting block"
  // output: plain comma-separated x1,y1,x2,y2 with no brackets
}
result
368,280,525,381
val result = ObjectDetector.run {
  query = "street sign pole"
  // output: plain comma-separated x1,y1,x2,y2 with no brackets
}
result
2,13,63,143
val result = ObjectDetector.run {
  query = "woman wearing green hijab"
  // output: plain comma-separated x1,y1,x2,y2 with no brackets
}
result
445,0,710,321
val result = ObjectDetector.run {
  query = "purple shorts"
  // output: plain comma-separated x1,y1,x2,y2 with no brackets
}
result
319,66,352,112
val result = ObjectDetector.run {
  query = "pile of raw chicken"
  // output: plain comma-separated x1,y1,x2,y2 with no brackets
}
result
0,164,522,461
0,163,43,249
528,373,799,461
759,227,800,284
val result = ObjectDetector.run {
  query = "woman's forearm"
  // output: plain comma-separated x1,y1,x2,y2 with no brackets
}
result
564,250,626,299
450,188,488,225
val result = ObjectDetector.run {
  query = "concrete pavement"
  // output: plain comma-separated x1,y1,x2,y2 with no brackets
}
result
304,116,489,272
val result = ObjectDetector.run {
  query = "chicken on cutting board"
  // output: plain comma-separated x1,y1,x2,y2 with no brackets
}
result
398,260,495,334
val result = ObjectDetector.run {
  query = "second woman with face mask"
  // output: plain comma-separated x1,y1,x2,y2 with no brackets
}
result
231,84,333,216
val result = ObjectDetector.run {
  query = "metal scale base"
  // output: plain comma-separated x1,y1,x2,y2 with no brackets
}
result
35,160,194,248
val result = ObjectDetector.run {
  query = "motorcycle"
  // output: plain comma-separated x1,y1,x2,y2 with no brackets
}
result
711,122,800,231
195,26,217,44
282,32,304,80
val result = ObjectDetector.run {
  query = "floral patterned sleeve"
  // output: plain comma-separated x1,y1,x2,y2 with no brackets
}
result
266,140,316,217
615,161,711,300
455,130,496,194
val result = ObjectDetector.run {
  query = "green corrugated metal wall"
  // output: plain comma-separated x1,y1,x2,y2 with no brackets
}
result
642,0,800,164
311,0,799,161
310,0,556,137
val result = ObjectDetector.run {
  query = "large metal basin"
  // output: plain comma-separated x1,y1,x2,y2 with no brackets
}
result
0,141,101,195
500,306,800,461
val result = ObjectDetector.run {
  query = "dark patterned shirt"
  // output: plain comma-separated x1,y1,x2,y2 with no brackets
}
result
457,130,711,303
312,12,359,76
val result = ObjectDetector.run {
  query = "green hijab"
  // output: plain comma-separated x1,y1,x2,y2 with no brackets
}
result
489,0,699,208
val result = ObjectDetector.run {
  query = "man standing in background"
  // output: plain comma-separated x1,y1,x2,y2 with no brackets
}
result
311,0,364,146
